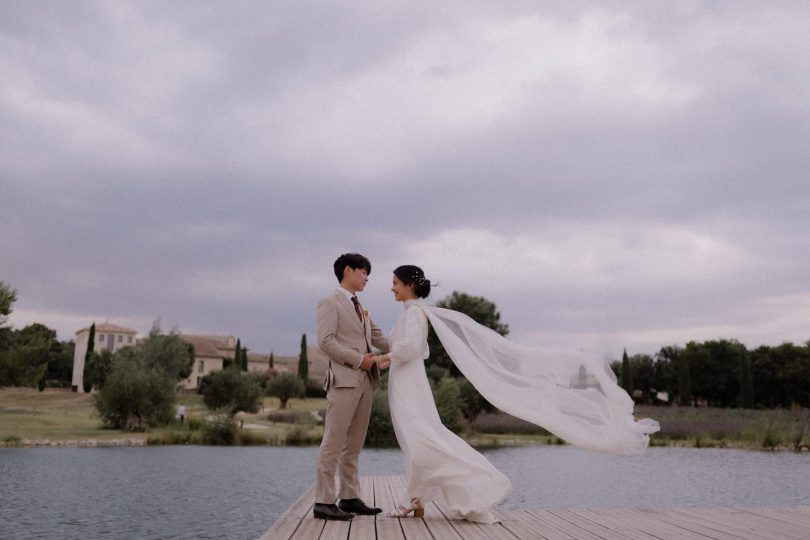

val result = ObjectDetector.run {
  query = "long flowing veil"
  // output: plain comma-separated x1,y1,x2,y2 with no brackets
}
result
420,305,660,456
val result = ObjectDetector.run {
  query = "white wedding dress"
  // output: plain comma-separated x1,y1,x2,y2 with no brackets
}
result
387,299,510,523
387,299,660,522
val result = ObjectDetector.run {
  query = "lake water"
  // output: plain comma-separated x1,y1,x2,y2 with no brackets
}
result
1,445,808,539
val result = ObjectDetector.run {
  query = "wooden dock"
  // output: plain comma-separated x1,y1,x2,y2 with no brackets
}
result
260,475,810,539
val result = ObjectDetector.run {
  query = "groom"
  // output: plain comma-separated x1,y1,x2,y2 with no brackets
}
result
313,253,390,520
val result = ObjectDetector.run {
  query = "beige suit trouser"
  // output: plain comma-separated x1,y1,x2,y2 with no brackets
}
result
315,374,374,503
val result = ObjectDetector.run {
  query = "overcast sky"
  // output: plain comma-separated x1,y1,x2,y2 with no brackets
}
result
2,1,809,360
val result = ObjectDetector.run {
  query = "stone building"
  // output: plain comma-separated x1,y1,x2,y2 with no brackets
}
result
71,323,139,392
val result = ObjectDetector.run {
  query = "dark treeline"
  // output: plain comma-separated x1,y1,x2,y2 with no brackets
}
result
612,340,810,409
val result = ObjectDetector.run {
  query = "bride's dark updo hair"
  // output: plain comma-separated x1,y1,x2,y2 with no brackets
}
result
393,265,432,299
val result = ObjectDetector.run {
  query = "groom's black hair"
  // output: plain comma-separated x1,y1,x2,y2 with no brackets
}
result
333,253,372,282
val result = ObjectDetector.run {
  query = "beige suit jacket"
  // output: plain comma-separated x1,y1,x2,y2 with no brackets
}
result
317,289,389,389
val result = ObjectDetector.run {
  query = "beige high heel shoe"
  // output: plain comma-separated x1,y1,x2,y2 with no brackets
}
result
387,498,424,518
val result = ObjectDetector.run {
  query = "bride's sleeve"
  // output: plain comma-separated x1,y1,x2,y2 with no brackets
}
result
388,309,428,364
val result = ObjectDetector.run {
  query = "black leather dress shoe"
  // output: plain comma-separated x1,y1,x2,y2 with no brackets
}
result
313,503,353,520
338,498,382,515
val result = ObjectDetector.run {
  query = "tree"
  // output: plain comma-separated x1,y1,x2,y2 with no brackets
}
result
84,349,114,390
43,339,74,388
231,338,241,371
138,323,194,380
241,345,248,371
0,338,50,387
433,376,463,433
82,323,96,392
677,348,692,406
620,349,633,394
94,353,176,430
0,281,17,328
458,376,493,421
654,345,681,403
269,351,274,369
738,348,754,408
298,334,309,384
267,372,305,409
94,326,192,430
202,369,263,414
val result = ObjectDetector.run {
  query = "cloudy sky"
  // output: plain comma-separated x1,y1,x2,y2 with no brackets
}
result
2,1,809,359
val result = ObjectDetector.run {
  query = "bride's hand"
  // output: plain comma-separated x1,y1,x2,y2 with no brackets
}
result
376,354,391,370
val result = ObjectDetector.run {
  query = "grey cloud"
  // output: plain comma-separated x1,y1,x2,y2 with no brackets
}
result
2,1,809,356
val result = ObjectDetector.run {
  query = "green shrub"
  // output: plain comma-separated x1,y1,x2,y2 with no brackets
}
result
762,424,782,450
2,435,22,446
186,417,205,432
285,425,321,446
365,388,397,447
433,376,463,434
266,410,312,424
202,369,263,414
202,414,239,445
267,373,305,409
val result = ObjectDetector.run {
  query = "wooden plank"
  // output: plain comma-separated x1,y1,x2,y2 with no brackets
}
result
499,509,564,540
373,476,405,540
279,482,317,520
553,508,654,540
345,476,377,540
652,508,769,540
674,507,800,540
609,508,714,540
321,518,352,540
387,475,433,540
781,506,810,518
290,514,326,540
524,509,604,540
258,516,302,540
722,507,810,539
573,508,667,540
739,506,810,529
693,506,810,540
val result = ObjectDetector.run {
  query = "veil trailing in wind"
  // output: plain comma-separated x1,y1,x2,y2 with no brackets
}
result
420,305,660,456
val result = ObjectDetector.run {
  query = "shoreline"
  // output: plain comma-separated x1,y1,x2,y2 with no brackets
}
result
3,435,807,452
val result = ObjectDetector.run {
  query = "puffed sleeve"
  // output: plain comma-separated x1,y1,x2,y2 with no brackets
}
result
388,307,429,364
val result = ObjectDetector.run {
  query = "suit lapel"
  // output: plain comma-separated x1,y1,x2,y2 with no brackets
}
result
335,290,365,331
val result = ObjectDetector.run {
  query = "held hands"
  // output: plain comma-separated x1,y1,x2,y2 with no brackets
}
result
376,354,391,370
359,353,391,371
359,353,377,371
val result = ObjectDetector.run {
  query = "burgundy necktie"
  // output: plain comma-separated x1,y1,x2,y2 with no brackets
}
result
351,296,363,321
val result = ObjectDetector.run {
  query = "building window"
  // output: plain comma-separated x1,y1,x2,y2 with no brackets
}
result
98,334,104,342
118,335,123,343
127,336,133,343
198,361,204,373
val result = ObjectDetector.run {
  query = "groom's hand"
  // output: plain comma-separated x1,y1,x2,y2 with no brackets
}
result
359,353,376,371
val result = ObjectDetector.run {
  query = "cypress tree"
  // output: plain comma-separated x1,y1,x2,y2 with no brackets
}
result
620,348,633,394
739,350,754,408
298,334,308,385
241,345,248,371
678,355,692,406
232,339,241,370
269,351,274,369
82,323,96,392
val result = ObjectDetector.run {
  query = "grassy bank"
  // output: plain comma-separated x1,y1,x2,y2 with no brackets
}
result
469,405,810,451
2,388,807,451
0,388,325,447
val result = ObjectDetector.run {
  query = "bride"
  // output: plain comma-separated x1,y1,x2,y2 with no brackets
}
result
375,265,659,523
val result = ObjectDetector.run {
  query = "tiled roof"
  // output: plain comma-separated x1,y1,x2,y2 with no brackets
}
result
179,334,232,359
77,322,138,335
